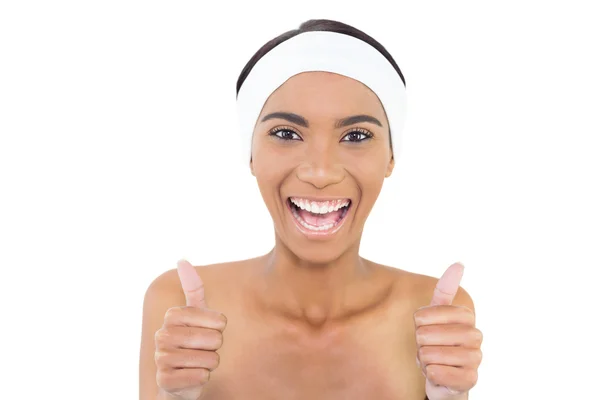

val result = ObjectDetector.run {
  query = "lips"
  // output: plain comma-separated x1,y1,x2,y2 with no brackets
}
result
286,197,351,236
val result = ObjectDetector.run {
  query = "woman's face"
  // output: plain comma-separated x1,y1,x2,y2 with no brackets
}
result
250,72,394,264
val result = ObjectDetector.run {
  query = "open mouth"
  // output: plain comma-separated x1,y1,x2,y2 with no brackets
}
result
286,196,351,235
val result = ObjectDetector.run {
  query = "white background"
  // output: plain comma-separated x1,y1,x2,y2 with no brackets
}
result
1,1,598,399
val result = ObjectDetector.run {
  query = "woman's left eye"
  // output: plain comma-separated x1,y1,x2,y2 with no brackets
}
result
341,129,373,142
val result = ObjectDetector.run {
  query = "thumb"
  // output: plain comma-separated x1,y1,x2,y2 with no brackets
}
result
176,259,207,308
430,262,465,306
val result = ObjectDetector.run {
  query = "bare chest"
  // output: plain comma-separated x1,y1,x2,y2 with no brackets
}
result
201,311,426,400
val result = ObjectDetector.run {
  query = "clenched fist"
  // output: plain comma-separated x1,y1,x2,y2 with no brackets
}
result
414,262,483,400
154,260,227,400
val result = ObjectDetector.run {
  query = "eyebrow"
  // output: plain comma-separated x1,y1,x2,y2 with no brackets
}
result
260,112,383,128
261,112,309,127
335,114,383,128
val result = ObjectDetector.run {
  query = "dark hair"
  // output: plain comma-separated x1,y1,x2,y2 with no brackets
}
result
235,19,406,96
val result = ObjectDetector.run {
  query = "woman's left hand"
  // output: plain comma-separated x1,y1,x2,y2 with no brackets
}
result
414,263,483,400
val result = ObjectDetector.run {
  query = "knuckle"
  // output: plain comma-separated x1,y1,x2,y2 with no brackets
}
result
413,309,423,324
424,365,437,381
473,349,483,365
154,350,167,366
467,369,479,387
460,306,476,323
413,306,430,324
415,326,423,342
195,368,211,385
154,328,169,347
208,351,220,370
205,330,223,349
472,328,484,344
164,306,180,320
219,313,228,329
203,310,227,331
417,346,429,362
156,370,173,390
415,325,429,343
215,332,224,349
155,371,165,388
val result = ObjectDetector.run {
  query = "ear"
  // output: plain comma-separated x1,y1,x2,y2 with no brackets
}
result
249,157,255,176
385,155,395,178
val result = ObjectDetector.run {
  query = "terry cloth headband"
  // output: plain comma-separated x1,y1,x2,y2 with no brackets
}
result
236,30,407,166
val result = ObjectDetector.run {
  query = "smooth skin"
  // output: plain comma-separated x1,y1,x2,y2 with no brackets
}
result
139,72,483,400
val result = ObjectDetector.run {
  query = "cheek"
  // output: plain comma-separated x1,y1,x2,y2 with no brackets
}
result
359,173,386,203
345,157,387,203
252,138,299,185
252,138,292,170
253,154,288,181
254,169,280,198
252,156,290,204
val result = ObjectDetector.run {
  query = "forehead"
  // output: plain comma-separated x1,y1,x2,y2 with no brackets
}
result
259,72,388,125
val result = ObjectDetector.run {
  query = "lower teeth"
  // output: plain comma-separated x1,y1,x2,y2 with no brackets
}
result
291,206,345,232
299,218,334,231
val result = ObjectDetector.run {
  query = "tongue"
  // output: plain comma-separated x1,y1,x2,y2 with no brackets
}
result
297,208,344,226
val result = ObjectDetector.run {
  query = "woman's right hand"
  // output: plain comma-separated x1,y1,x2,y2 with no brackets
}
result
154,260,227,400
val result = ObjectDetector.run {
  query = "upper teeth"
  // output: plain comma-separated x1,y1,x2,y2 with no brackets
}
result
290,198,350,214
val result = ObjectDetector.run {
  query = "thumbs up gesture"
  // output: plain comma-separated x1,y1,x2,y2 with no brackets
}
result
414,263,483,400
154,260,227,400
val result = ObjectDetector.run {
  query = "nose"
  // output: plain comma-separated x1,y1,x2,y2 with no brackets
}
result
295,145,345,189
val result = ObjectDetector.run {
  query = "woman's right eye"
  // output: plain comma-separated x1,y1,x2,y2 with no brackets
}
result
269,128,302,141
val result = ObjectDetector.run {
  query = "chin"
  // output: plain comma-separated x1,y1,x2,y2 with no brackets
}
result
287,242,348,266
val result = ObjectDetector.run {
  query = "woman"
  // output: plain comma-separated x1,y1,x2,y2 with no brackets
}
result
139,19,483,400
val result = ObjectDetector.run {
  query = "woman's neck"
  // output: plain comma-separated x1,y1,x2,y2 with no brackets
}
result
256,237,378,325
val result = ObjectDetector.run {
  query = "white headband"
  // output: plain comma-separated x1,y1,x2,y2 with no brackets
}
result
236,31,407,166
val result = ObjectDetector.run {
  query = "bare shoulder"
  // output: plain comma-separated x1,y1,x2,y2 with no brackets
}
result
375,263,475,312
144,257,260,308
